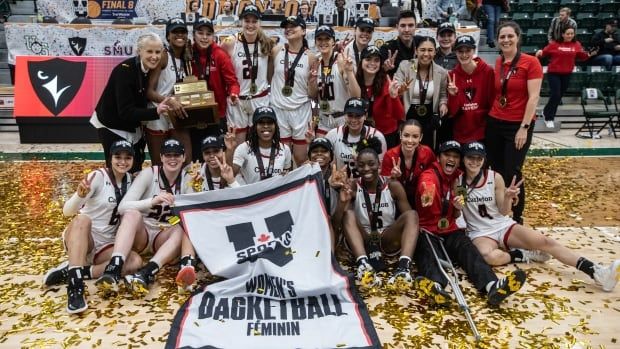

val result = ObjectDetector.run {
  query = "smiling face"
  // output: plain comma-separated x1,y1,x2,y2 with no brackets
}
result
256,119,276,143
561,28,575,42
355,27,373,46
356,151,380,183
284,23,305,41
161,152,185,173
167,28,188,49
111,152,134,176
416,40,436,66
202,147,224,169
400,124,422,153
463,154,484,174
361,55,381,74
498,25,519,55
345,113,366,133
439,150,460,176
242,16,260,37
438,31,456,50
456,46,474,64
194,26,214,49
138,39,163,70
309,146,332,167
315,34,334,55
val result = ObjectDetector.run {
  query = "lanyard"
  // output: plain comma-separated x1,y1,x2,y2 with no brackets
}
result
204,165,226,191
159,166,182,194
107,168,128,206
323,167,332,211
168,47,186,82
284,44,305,88
460,169,484,197
399,147,419,186
320,53,336,100
362,85,374,120
135,56,146,97
193,46,212,82
500,52,521,99
342,126,367,147
241,34,259,85
352,41,360,67
255,146,277,180
361,178,384,232
416,66,431,105
432,168,451,219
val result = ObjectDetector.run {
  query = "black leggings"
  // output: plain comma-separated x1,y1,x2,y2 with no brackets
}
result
484,116,534,223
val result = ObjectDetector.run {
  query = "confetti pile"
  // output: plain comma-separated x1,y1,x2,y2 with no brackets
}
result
0,159,618,348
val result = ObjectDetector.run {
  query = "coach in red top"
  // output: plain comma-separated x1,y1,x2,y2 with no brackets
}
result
190,17,240,161
413,140,526,306
485,21,543,225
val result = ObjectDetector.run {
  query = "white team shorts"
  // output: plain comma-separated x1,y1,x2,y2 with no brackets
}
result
144,109,175,133
317,111,346,135
62,226,115,265
272,102,312,141
226,94,270,130
467,221,517,250
141,219,168,255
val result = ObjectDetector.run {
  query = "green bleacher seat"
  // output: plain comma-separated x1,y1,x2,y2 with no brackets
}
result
537,0,560,13
576,13,598,31
597,12,616,24
575,29,593,47
512,12,533,30
520,45,539,55
577,0,600,14
614,66,620,91
587,66,615,95
559,0,578,9
598,0,620,14
516,0,537,13
533,13,554,28
566,71,590,96
541,73,550,97
525,28,548,47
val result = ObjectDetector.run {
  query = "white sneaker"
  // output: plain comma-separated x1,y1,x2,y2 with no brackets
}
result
593,260,620,292
545,120,555,128
356,262,382,287
520,249,551,263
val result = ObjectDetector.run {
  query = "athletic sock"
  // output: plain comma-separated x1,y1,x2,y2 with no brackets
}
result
356,255,369,265
576,257,595,279
509,249,524,263
81,265,93,280
144,260,160,276
485,280,495,293
397,256,411,270
68,266,84,286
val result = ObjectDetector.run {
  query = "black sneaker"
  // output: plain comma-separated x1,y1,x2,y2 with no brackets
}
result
487,269,526,306
95,258,123,296
67,281,87,314
125,266,156,297
43,261,69,287
414,276,452,306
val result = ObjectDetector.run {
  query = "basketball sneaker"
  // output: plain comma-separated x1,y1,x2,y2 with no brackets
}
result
388,268,413,285
43,260,69,287
487,269,526,305
125,262,158,297
414,276,452,305
520,249,551,263
67,280,87,314
176,266,196,293
356,260,382,288
593,260,620,292
95,256,123,295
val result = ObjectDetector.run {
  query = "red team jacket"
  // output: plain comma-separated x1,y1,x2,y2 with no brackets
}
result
191,42,240,117
539,41,589,74
366,81,405,136
415,162,462,235
447,58,495,143
380,144,436,199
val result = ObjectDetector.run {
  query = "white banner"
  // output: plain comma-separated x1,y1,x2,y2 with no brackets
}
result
167,164,380,349
5,23,480,65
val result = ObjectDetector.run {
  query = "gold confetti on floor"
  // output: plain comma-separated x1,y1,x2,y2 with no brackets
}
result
0,159,618,348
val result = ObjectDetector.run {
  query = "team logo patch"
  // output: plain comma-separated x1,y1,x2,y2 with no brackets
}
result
226,211,295,267
68,37,86,56
27,58,86,116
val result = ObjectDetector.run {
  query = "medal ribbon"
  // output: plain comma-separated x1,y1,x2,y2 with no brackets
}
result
204,165,226,191
241,34,259,89
255,146,277,180
159,166,182,194
460,169,484,197
499,52,521,103
107,168,128,209
168,47,187,82
284,44,305,89
432,168,451,223
361,177,384,233
416,67,430,109
193,45,212,83
399,147,418,186
320,53,336,101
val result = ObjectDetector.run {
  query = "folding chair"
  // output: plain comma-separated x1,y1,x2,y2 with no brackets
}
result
587,66,615,95
576,88,618,139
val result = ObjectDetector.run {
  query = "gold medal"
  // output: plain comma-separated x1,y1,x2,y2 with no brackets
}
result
438,218,449,229
499,96,507,108
282,85,293,97
455,186,468,198
249,82,258,95
319,100,330,112
369,230,381,245
416,105,428,116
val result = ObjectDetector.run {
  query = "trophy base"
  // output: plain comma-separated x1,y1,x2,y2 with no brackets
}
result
170,105,220,129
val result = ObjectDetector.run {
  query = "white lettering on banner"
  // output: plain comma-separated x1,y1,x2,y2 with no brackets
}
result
168,164,381,348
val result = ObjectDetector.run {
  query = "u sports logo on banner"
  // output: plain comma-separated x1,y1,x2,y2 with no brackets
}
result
27,58,86,116
226,211,295,267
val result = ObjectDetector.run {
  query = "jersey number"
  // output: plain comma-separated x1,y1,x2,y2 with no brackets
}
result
478,204,493,219
108,206,120,226
320,82,335,100
242,59,257,80
148,204,173,223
